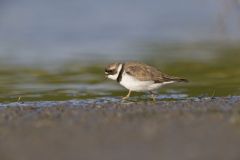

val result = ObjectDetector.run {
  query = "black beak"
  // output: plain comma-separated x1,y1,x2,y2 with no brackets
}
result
104,72,109,79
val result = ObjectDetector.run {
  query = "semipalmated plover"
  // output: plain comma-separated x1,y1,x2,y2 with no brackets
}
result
105,61,188,100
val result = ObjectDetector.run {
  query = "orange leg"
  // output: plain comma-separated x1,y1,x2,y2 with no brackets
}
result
122,90,132,100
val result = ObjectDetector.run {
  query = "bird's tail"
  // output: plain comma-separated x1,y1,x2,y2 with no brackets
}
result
173,77,189,83
164,75,189,83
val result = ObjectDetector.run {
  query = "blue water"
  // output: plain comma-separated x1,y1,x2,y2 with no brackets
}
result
0,0,240,64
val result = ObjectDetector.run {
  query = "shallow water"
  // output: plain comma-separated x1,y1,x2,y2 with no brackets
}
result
0,43,239,103
1,1,240,104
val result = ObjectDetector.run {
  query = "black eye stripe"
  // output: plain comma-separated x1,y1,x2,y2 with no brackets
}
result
105,69,116,74
106,69,113,72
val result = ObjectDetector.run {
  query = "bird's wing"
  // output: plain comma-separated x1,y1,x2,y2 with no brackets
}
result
124,62,168,82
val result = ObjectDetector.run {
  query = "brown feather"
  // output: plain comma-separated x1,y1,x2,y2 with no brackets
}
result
124,61,188,83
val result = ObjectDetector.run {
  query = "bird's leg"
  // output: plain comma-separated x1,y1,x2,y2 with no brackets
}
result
122,90,132,100
149,91,157,102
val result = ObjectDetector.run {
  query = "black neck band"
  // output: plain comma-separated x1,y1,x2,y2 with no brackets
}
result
117,63,125,83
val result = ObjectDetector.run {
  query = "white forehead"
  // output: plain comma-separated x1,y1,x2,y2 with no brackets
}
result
108,63,118,70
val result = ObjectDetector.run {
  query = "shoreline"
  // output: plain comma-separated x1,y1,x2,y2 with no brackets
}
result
0,95,240,110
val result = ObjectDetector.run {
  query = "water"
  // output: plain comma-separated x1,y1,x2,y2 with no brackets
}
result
0,43,239,103
0,1,240,103
1,0,240,63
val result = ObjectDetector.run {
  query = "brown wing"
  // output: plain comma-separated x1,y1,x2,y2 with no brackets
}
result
124,62,167,82
124,62,188,83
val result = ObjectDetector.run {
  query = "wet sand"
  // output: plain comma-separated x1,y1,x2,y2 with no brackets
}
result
1,96,240,160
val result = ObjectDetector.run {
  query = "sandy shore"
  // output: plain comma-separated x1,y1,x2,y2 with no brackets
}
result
1,96,240,160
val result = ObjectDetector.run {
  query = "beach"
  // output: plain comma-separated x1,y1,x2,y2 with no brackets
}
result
1,96,240,160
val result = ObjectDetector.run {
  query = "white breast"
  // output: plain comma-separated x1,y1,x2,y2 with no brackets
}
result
120,72,170,92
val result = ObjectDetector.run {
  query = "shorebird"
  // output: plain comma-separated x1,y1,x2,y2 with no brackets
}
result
105,61,188,100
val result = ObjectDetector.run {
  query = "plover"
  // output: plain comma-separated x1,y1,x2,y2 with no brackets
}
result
105,61,188,100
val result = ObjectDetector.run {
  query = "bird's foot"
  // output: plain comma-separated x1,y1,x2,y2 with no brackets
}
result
149,91,157,102
122,90,131,100
122,96,129,100
151,96,156,102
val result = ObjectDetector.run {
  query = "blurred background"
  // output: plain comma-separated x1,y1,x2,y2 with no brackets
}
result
0,0,240,102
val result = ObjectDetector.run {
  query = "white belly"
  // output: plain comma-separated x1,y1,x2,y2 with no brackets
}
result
120,72,165,92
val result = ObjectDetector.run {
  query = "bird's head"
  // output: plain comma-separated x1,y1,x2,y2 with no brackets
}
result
105,63,122,80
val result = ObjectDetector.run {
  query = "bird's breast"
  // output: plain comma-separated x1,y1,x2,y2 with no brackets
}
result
120,72,159,91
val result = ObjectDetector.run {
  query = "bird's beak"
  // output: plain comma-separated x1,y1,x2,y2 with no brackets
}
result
104,72,109,79
104,74,108,79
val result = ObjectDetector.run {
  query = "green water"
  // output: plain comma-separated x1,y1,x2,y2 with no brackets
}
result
0,43,240,103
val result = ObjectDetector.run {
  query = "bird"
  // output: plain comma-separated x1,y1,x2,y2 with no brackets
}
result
105,61,188,100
